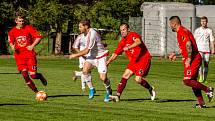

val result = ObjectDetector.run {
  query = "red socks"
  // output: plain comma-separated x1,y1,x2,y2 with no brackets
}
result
22,71,38,93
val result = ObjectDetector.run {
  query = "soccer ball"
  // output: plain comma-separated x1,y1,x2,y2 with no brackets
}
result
35,91,48,101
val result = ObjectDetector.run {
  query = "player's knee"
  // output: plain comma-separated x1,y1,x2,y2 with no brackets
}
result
99,75,106,81
135,76,142,84
183,79,191,85
30,74,37,79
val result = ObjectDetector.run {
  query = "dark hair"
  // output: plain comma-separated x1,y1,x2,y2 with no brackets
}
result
169,16,181,25
120,23,130,29
79,19,91,28
200,16,208,22
15,12,26,19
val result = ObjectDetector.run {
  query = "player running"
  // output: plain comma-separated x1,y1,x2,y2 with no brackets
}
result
72,33,95,95
169,16,214,108
106,23,156,102
194,16,215,83
8,12,47,94
69,19,112,102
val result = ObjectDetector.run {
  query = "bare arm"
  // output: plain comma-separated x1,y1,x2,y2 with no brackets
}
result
210,31,215,54
106,53,118,66
69,48,90,59
185,41,192,67
27,38,42,51
123,38,142,51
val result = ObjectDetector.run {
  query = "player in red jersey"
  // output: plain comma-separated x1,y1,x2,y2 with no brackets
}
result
106,23,156,102
169,16,214,108
8,12,47,94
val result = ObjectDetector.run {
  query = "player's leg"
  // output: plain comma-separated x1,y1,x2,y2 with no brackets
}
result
97,56,112,102
72,57,85,81
135,76,156,100
15,57,38,93
192,88,206,108
198,52,204,83
202,53,209,83
183,55,214,103
28,57,47,86
109,69,133,102
134,60,156,100
82,61,95,99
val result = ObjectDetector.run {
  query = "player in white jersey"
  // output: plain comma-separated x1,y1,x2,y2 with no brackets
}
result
194,16,215,83
70,19,112,102
72,33,95,94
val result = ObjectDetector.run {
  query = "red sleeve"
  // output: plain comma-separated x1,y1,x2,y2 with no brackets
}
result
8,30,14,45
132,32,141,40
179,32,190,59
28,25,43,39
114,39,125,55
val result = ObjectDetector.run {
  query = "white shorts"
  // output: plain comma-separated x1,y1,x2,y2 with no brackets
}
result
86,56,107,73
79,57,86,69
199,52,210,62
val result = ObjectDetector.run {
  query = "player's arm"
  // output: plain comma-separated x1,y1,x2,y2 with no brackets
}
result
106,53,118,66
27,38,42,51
185,40,192,67
70,48,90,59
209,30,215,54
70,31,95,59
123,37,141,51
8,32,15,51
27,26,43,51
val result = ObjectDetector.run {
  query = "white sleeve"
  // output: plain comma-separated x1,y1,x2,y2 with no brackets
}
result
86,30,96,49
72,35,81,48
193,29,198,40
209,29,214,42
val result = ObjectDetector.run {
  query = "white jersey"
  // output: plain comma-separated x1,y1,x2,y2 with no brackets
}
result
72,28,108,59
194,27,214,52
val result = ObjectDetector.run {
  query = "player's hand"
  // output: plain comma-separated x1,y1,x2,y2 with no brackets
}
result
69,54,77,59
211,50,215,54
26,45,34,51
106,60,110,66
123,46,130,51
11,45,15,51
185,58,191,68
168,52,176,61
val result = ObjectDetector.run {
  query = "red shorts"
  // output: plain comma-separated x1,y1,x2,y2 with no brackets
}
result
14,55,37,72
127,58,151,77
183,54,202,80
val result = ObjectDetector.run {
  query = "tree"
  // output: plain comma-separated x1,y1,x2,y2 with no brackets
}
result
28,0,71,54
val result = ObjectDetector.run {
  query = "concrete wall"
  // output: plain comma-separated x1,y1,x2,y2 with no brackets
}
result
141,2,195,56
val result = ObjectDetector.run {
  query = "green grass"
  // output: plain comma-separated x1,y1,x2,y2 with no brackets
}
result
0,56,215,121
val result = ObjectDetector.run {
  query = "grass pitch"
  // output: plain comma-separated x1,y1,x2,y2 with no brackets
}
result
0,56,215,121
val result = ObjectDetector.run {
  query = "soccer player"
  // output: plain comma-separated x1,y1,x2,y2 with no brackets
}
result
8,12,47,94
194,16,215,83
168,16,214,108
72,34,95,94
69,19,112,102
106,23,156,102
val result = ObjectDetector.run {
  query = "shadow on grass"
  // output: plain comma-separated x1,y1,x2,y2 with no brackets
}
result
120,98,151,102
0,72,20,74
48,94,100,98
156,99,196,103
0,103,28,106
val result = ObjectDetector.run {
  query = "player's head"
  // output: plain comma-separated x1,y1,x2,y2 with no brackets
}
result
15,12,26,28
120,23,130,38
169,16,181,32
79,19,91,33
200,16,208,28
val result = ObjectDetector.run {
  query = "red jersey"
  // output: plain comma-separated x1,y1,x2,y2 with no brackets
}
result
114,32,151,62
8,25,43,57
177,26,199,59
